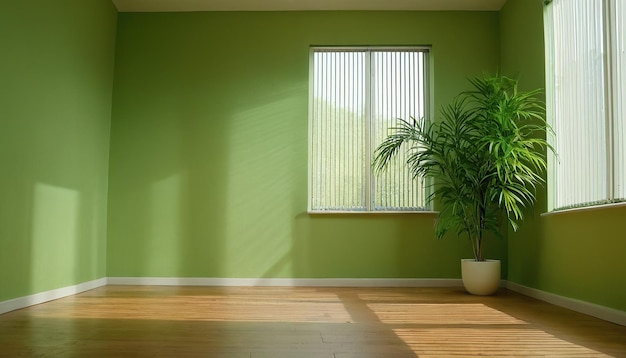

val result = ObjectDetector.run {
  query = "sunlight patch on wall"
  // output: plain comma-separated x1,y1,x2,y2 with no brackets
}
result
148,173,185,275
31,183,80,291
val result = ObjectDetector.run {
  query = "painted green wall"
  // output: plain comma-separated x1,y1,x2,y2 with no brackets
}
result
107,11,503,278
0,0,117,301
501,0,626,312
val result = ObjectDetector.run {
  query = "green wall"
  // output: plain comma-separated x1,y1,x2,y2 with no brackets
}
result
107,11,503,279
501,0,626,312
0,0,117,301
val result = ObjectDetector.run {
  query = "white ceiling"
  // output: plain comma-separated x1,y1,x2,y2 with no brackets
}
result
112,0,508,12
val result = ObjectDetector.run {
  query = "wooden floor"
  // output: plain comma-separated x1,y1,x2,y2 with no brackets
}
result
0,286,625,357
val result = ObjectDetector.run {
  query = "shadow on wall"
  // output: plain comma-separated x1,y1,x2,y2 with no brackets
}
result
107,93,231,278
107,70,308,278
222,94,305,278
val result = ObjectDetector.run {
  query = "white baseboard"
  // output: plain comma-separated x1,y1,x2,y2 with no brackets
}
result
505,281,626,326
107,277,463,288
0,278,108,315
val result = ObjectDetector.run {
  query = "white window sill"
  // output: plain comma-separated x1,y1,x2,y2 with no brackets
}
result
308,210,438,215
541,201,626,216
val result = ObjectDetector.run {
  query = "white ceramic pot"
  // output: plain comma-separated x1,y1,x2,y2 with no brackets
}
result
461,259,501,295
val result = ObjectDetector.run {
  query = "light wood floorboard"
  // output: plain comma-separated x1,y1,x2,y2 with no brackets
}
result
0,286,625,357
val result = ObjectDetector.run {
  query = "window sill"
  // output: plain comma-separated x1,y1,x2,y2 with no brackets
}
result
541,201,626,216
308,210,438,215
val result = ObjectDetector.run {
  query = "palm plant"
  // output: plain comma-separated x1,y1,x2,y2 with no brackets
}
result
373,74,552,262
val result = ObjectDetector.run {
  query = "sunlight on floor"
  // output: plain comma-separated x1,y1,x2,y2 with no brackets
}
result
394,327,609,357
367,303,526,325
34,291,354,323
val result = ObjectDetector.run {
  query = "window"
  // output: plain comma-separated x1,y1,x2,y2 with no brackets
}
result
308,47,430,212
544,0,626,211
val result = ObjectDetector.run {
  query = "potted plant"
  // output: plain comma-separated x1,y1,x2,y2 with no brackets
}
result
373,74,552,295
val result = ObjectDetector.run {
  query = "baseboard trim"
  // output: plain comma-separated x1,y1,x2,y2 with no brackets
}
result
505,281,626,326
0,278,108,315
107,277,463,288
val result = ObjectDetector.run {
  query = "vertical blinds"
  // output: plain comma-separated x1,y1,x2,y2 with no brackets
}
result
309,48,429,212
545,0,607,209
545,0,626,210
310,50,366,211
371,51,427,211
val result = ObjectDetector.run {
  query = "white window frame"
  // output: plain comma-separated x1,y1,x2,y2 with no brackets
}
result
307,46,432,213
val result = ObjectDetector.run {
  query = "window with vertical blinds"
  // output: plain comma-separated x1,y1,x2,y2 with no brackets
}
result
544,0,626,211
308,47,431,212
